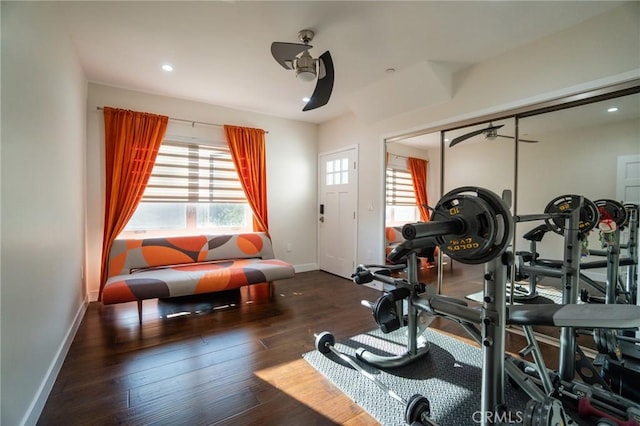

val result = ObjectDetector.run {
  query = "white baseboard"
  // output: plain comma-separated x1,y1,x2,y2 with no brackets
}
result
294,263,319,273
88,289,99,302
21,295,88,426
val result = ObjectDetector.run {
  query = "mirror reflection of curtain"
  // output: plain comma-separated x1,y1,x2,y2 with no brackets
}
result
408,157,430,221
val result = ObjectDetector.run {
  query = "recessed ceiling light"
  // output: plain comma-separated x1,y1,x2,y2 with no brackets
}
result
607,107,619,112
161,64,174,72
302,97,310,102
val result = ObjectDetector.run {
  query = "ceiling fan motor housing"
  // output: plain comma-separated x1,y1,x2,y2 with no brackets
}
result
485,128,498,140
296,50,316,81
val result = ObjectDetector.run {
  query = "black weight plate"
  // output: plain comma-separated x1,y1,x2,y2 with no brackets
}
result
544,195,599,235
433,187,513,265
595,199,628,228
405,394,431,424
315,331,335,354
372,295,401,333
470,187,514,264
432,194,496,264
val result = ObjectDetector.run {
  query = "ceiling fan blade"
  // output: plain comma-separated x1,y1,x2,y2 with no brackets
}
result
496,134,539,143
271,42,312,70
449,128,487,147
449,124,504,147
303,51,334,111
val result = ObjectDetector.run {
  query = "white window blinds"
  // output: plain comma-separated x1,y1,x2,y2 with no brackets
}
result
142,141,247,204
386,168,416,206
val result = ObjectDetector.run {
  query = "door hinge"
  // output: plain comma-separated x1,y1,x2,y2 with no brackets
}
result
353,161,357,169
353,211,356,219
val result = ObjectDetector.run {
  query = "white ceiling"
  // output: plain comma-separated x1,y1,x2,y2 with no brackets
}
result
58,1,625,124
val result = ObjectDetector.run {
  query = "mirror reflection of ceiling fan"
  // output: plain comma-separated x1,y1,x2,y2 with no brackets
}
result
270,29,334,112
449,123,539,147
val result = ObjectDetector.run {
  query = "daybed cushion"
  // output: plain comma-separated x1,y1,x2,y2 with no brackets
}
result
103,258,294,304
102,233,295,304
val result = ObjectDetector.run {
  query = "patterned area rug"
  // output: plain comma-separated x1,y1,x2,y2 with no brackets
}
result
303,328,532,426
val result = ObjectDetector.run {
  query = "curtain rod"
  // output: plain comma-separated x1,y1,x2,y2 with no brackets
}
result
96,107,268,133
388,153,427,161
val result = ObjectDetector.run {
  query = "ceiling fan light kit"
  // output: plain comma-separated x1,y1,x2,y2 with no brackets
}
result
295,50,316,81
271,29,334,111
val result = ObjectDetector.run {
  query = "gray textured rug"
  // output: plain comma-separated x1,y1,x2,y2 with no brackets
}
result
303,328,532,426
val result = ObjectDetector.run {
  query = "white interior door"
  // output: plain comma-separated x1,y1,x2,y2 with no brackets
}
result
616,154,640,311
617,154,640,203
318,147,358,279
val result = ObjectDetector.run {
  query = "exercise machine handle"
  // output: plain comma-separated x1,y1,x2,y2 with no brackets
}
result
402,219,463,240
352,268,374,285
352,264,405,286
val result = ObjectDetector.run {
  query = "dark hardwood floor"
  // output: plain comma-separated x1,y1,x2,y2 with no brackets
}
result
38,263,577,425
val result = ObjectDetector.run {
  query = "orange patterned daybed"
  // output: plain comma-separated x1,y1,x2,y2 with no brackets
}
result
102,232,295,323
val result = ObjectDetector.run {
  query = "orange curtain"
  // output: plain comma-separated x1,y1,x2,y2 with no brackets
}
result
99,107,168,299
224,125,269,235
408,157,430,222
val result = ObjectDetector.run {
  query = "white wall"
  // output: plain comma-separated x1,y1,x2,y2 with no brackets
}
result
1,3,87,425
85,84,319,300
444,134,516,197
319,2,640,266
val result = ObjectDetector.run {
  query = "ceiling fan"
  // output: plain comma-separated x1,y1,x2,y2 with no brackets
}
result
449,123,539,147
271,29,334,112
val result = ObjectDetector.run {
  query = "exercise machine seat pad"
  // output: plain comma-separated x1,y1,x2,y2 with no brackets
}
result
508,304,640,329
523,224,552,242
535,258,563,268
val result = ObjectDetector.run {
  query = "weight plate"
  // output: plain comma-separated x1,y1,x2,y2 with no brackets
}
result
405,394,431,424
432,187,513,265
314,331,335,354
372,295,401,333
595,199,628,229
523,398,566,426
543,195,599,235
432,194,496,263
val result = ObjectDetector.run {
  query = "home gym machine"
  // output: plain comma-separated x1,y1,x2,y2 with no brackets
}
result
315,187,640,425
513,198,638,305
509,196,640,424
510,195,600,302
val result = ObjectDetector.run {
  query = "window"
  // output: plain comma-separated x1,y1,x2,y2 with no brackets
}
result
325,157,349,186
385,166,419,225
121,140,252,236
